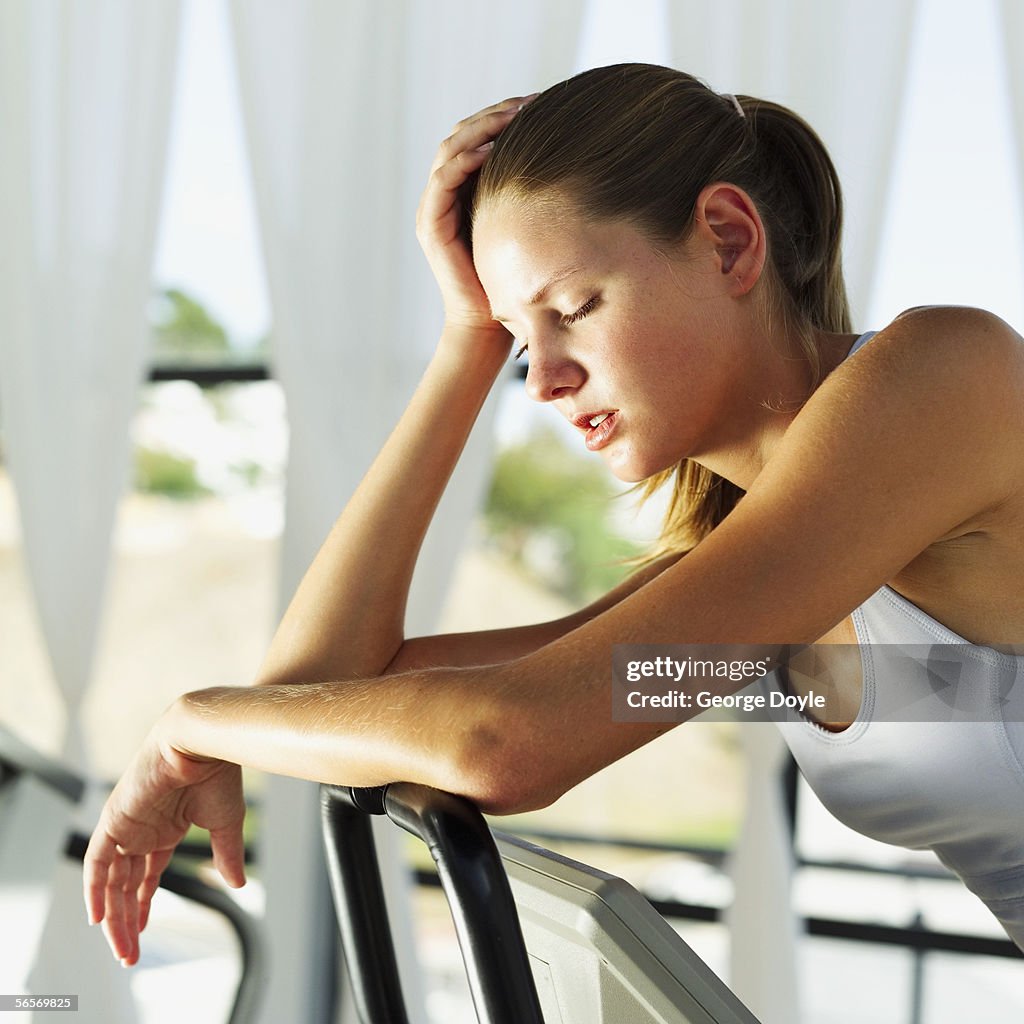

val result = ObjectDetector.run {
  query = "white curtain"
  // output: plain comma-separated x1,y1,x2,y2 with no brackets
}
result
666,3,918,1021
228,3,585,1021
1000,0,1024,214
667,0,919,326
0,1,181,1020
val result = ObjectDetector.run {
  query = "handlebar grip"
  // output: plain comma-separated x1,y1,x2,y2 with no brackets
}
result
320,782,544,1024
383,782,545,1024
320,785,410,1024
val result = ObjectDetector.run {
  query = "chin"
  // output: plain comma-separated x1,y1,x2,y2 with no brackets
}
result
602,449,674,485
608,466,648,484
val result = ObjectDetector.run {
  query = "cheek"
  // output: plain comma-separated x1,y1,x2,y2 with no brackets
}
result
609,309,661,357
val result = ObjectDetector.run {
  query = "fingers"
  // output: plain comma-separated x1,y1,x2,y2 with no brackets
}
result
209,822,248,889
83,827,116,926
84,828,173,966
100,847,145,965
415,92,539,326
137,848,174,933
82,747,248,966
424,91,540,206
417,145,496,245
429,96,531,175
450,92,539,134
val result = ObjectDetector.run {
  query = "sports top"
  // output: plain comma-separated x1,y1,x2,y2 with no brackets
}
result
768,329,1024,949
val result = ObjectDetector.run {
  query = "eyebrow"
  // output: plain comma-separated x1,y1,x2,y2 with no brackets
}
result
490,265,584,322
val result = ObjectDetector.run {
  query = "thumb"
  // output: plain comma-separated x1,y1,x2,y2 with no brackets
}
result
209,824,247,889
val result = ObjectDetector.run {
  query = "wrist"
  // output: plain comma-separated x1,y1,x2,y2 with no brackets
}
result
439,319,511,351
153,690,219,764
435,322,512,376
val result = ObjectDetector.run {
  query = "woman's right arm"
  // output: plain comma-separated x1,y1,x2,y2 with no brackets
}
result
254,94,685,687
252,95,540,688
254,328,509,687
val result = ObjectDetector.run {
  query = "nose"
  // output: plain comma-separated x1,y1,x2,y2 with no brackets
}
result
523,341,586,404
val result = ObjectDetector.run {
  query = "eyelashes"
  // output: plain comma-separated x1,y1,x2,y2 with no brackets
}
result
560,295,598,327
513,296,599,361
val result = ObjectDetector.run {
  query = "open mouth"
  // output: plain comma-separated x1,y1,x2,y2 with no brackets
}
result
577,410,618,451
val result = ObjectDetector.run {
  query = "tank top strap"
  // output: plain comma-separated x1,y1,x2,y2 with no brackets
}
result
845,330,877,360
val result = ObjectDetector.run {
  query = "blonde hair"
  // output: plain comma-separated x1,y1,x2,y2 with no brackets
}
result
471,63,851,554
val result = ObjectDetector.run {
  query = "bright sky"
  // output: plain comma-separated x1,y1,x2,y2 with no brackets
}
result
153,0,1024,347
152,0,268,347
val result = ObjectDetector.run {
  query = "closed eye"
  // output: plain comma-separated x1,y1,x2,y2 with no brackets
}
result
560,295,598,328
513,296,599,360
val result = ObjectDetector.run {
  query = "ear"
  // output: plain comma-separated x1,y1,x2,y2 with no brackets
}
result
692,183,766,296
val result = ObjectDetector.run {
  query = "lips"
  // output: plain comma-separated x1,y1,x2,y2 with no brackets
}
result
572,409,619,451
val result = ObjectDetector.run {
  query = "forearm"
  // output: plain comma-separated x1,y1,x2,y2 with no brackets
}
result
165,667,513,809
256,327,510,687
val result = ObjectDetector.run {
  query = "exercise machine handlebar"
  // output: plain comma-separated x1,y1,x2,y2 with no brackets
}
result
320,782,544,1024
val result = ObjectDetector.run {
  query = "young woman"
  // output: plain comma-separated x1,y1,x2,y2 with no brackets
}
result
83,64,1024,965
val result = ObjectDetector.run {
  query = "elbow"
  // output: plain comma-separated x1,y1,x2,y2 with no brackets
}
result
448,698,568,817
454,755,562,817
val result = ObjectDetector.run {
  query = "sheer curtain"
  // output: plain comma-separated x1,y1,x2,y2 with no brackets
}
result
667,0,918,324
228,3,585,1020
0,0,181,1016
666,3,918,1021
1001,0,1024,208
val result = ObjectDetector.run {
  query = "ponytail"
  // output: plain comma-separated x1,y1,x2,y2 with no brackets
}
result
742,96,851,337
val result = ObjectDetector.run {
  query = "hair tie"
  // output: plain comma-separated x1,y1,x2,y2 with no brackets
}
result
723,93,745,120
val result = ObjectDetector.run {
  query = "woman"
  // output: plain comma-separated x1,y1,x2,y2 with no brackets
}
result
83,64,1024,965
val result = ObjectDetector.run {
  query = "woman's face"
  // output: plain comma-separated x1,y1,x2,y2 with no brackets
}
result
472,195,751,483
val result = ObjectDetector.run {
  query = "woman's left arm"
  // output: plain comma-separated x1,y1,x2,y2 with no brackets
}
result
85,307,1023,963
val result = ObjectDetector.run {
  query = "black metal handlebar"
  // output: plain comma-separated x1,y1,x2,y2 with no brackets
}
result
320,783,545,1024
0,725,84,802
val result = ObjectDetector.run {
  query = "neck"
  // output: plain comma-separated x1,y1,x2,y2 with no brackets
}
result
690,326,860,491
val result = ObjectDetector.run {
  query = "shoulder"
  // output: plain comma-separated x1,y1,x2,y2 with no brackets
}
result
819,305,1023,437
866,305,1023,377
760,305,1022,541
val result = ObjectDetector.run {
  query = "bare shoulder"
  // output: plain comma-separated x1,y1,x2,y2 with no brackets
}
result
786,304,1024,532
876,304,1024,374
822,305,1024,436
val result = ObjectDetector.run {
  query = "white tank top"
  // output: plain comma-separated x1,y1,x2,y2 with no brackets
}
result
768,329,1024,949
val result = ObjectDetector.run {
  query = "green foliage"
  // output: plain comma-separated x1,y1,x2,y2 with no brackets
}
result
232,459,265,488
134,447,209,499
151,287,230,359
483,426,641,602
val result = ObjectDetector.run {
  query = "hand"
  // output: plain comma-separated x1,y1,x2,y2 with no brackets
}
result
82,719,247,966
416,93,537,333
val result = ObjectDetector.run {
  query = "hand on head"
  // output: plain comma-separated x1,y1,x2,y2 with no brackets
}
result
416,93,537,335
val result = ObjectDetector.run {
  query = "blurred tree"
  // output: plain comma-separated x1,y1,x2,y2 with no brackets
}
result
150,287,230,359
484,425,641,602
134,447,208,499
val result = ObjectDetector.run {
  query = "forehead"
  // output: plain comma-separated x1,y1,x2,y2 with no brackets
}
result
471,196,659,314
